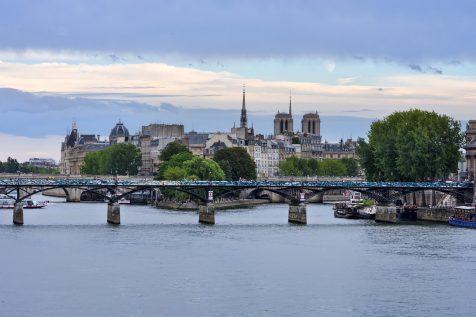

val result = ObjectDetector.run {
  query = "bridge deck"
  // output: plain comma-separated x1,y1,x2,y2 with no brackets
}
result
0,178,472,190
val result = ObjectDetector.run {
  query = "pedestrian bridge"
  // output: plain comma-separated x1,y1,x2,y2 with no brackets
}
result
1,178,474,225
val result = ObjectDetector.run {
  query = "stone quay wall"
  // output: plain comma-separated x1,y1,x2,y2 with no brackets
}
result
417,207,454,223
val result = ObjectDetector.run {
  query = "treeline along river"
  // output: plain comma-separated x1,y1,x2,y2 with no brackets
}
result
0,194,475,317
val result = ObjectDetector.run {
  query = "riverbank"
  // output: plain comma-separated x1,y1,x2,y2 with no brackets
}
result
154,198,270,210
375,205,454,223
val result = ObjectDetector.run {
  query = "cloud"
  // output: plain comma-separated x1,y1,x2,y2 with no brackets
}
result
408,64,443,75
0,61,475,132
337,77,358,85
408,64,423,72
1,0,475,62
428,66,443,75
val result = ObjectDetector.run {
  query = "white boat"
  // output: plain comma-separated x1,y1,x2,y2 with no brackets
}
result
0,194,15,209
358,205,377,219
0,195,47,209
22,199,48,209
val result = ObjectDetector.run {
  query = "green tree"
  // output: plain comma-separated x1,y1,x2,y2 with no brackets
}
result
278,157,353,177
4,157,20,173
307,159,320,175
81,151,103,174
296,158,310,176
213,147,256,180
156,151,194,180
81,143,141,175
278,156,300,176
107,143,142,175
357,109,463,181
159,142,191,161
163,166,188,180
320,160,347,176
183,157,225,180
341,158,359,176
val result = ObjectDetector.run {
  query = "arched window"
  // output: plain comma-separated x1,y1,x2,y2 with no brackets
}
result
308,121,311,133
285,120,288,131
312,121,316,134
280,120,284,133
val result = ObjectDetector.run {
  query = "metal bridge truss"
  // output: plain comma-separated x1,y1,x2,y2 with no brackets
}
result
0,179,473,205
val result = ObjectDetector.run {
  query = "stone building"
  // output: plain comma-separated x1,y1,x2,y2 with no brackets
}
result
204,133,238,158
321,139,357,159
185,131,209,156
464,120,476,181
130,123,185,175
274,96,293,136
60,122,108,175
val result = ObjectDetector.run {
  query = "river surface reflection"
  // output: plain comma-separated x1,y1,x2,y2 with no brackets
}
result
0,195,475,317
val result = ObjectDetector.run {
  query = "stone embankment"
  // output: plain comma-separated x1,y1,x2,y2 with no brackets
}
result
155,199,270,210
375,205,454,223
416,207,454,222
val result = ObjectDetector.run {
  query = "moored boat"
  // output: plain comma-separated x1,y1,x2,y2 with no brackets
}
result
22,199,48,209
449,206,476,229
0,194,15,209
358,205,377,219
0,195,47,209
333,202,360,219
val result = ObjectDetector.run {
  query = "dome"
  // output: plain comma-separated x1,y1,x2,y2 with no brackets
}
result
110,122,129,139
109,121,130,144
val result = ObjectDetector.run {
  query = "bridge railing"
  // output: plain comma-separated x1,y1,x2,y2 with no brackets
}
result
0,178,473,189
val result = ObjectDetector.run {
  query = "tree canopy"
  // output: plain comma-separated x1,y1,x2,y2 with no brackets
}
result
0,157,59,174
356,109,463,181
183,157,225,180
156,151,194,180
155,150,225,181
81,143,142,175
213,147,256,180
278,156,359,177
159,142,191,162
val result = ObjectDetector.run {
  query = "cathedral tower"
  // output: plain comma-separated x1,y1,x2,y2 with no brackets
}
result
273,93,294,136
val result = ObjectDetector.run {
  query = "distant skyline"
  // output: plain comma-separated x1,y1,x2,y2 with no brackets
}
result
0,0,475,161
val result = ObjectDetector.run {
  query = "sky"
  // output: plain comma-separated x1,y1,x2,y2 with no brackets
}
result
0,0,475,161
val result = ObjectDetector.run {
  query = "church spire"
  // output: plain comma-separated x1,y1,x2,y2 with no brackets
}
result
289,90,292,115
240,85,247,128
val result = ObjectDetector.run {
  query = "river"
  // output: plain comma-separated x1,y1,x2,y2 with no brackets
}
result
0,195,475,317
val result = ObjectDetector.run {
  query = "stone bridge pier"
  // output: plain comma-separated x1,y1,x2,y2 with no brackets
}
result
199,203,215,224
107,201,120,225
13,203,23,225
12,187,35,225
288,202,307,224
198,190,215,224
288,192,307,224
